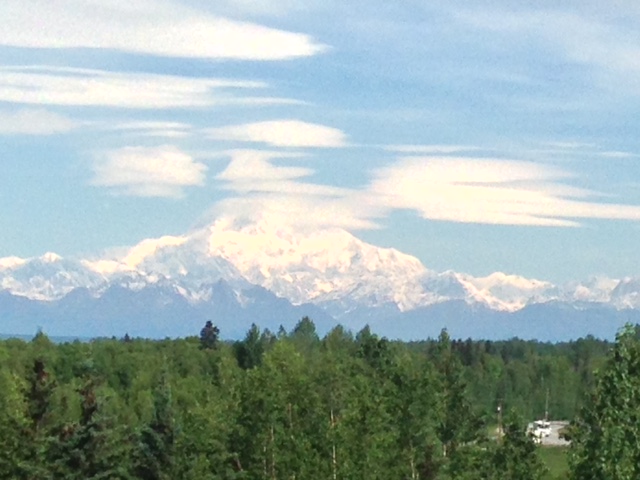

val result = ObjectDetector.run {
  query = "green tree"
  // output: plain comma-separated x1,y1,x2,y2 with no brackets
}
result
488,411,546,480
569,325,640,480
389,351,440,480
233,323,265,370
338,370,397,480
199,321,220,350
48,378,132,479
23,357,57,479
433,329,486,479
356,326,392,373
134,371,176,480
290,317,320,356
434,330,481,456
27,358,56,432
0,369,30,479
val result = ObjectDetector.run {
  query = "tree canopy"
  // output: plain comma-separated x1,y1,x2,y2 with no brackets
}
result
0,320,621,478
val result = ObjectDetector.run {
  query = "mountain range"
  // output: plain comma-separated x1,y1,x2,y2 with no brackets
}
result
1,217,638,341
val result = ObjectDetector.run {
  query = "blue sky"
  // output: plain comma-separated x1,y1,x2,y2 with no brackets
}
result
2,0,640,283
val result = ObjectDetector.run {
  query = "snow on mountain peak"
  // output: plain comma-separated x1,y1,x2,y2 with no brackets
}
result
471,272,552,290
0,253,107,301
1,216,637,316
121,235,187,269
609,277,640,309
562,276,618,304
0,256,27,270
83,235,188,275
206,217,424,273
40,252,63,263
462,272,556,311
203,218,429,310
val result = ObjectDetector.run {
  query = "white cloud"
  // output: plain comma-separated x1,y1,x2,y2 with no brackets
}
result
543,141,597,150
457,8,640,90
600,151,638,159
369,156,640,226
0,108,78,135
216,150,350,196
211,195,381,231
92,145,207,197
2,0,325,61
386,144,481,154
214,0,313,18
210,149,640,231
553,17,640,76
208,120,348,147
217,150,311,184
0,66,297,109
103,121,192,138
212,150,383,230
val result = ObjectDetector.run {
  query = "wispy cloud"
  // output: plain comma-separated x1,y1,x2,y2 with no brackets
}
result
102,121,192,139
212,150,382,230
212,148,640,231
0,66,296,109
92,145,207,197
217,150,311,185
0,108,79,135
212,195,381,231
2,0,325,61
208,120,348,148
386,144,481,154
523,142,638,160
542,141,597,150
369,156,640,227
455,8,640,92
216,150,347,196
599,151,638,159
215,0,310,18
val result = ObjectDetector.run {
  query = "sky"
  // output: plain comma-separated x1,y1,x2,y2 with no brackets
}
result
2,0,640,283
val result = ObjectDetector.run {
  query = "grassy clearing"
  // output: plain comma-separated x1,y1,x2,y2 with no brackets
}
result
540,446,569,479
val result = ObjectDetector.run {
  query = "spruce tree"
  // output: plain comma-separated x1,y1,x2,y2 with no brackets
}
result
24,358,57,479
199,321,220,350
234,323,265,370
48,377,132,479
134,371,176,480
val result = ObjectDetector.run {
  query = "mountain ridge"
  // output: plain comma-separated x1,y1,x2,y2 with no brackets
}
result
0,218,636,339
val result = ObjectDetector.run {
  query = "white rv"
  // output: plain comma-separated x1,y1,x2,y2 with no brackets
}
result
531,420,551,443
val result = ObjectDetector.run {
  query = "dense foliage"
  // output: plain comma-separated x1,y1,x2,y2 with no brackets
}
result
569,325,640,479
0,318,613,479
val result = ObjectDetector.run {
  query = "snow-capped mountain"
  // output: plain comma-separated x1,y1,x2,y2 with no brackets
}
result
610,278,640,309
0,252,107,301
1,217,639,340
0,217,635,312
204,218,433,313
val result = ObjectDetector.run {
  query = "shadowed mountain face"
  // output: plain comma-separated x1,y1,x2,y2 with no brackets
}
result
0,218,638,340
0,281,334,339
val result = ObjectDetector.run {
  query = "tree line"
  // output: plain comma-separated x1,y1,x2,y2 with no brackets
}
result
0,317,633,479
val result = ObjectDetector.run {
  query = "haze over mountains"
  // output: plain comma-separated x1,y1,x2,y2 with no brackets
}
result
1,217,638,341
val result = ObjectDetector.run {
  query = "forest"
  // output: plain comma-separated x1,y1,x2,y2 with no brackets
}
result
0,317,636,479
